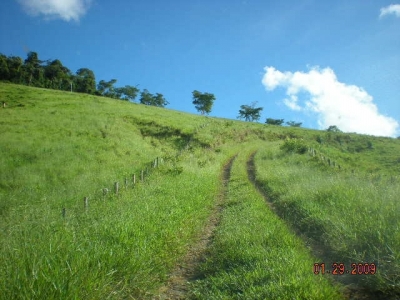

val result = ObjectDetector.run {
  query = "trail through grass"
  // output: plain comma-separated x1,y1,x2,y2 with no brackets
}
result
189,148,344,299
155,155,237,299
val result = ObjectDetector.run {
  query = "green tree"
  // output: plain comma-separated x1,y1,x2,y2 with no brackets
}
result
23,51,44,86
266,118,285,125
97,79,117,98
192,90,216,115
139,89,169,107
6,56,23,83
0,54,10,80
44,59,72,90
286,121,302,127
326,125,341,132
238,103,263,122
115,85,139,101
139,89,153,105
152,93,169,107
75,68,96,94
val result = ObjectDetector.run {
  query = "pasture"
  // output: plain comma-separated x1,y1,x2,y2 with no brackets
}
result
0,82,399,299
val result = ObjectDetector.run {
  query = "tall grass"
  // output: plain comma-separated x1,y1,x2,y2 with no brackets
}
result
254,143,400,295
0,148,226,299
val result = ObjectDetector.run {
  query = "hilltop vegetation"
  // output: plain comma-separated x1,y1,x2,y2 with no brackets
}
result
0,82,399,299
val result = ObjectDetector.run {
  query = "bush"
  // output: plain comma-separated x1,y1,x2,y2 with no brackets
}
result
280,138,308,154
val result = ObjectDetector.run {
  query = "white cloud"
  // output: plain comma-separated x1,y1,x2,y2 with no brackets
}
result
262,66,399,137
17,0,92,22
379,4,400,18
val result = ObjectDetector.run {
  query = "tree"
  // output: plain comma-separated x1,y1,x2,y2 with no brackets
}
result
116,85,139,101
238,103,263,122
23,51,44,86
266,118,285,125
44,59,72,90
152,93,169,107
75,68,96,94
6,56,24,83
0,54,10,80
286,121,302,127
192,90,216,115
326,125,341,132
97,79,117,98
139,89,169,107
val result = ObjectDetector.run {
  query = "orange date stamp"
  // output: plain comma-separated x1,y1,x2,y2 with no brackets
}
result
313,263,377,275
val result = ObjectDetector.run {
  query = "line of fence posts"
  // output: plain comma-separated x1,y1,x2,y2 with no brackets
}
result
308,147,341,170
307,148,398,182
62,157,163,217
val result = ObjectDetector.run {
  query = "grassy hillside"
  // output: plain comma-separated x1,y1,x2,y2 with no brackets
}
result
0,82,399,299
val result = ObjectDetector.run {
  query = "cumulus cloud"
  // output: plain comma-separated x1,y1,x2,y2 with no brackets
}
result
17,0,92,22
262,66,399,137
379,4,400,18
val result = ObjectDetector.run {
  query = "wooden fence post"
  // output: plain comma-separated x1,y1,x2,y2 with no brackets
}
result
84,197,89,209
133,174,136,185
114,182,119,195
2,102,6,108
141,170,144,182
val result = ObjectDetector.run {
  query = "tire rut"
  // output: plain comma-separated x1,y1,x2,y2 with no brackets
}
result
154,154,237,300
246,150,393,300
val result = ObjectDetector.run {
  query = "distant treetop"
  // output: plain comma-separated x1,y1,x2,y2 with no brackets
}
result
326,125,342,132
237,102,263,122
192,90,216,115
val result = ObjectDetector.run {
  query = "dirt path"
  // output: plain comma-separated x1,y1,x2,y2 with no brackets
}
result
154,155,237,300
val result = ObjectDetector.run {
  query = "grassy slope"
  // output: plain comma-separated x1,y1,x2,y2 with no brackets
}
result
1,82,399,299
254,143,400,296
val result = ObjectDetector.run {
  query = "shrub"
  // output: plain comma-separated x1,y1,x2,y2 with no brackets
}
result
280,138,308,154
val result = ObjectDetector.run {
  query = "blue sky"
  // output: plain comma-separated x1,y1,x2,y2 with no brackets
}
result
1,0,399,137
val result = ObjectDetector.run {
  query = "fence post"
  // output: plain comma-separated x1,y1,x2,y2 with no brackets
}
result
84,197,89,209
114,182,119,195
141,170,144,182
133,174,136,185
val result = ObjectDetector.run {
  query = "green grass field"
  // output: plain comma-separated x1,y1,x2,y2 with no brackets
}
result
0,82,399,299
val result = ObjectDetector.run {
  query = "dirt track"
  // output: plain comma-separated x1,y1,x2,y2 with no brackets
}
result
154,155,237,299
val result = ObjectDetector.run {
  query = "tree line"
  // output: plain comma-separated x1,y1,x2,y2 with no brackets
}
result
1,51,304,126
237,102,302,127
0,51,168,107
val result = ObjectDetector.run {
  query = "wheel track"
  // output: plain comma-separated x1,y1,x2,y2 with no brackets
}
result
154,154,237,300
246,150,394,300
